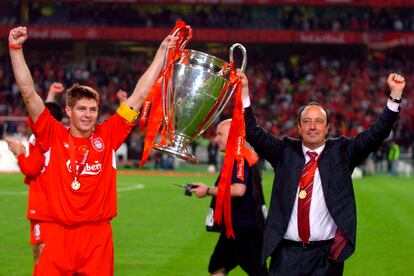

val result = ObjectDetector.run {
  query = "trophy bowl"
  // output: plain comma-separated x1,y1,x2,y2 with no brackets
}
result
154,44,246,163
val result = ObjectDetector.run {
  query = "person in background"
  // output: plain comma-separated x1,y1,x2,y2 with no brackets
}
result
388,141,400,176
190,119,267,276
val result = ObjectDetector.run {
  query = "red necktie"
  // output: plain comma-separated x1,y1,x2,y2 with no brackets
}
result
298,151,318,243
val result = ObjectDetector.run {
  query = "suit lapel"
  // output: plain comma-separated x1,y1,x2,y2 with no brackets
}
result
287,141,305,211
318,140,331,196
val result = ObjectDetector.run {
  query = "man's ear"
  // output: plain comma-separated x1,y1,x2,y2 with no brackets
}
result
65,105,71,118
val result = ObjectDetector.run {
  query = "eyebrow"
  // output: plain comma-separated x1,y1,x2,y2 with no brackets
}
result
76,106,98,109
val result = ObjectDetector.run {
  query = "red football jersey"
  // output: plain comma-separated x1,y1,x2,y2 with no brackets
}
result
17,135,51,221
29,109,133,225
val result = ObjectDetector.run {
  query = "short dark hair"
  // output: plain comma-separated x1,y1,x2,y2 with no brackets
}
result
66,84,99,108
45,102,63,122
297,102,329,125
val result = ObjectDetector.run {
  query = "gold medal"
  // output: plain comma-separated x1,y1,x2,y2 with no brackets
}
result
299,190,307,199
71,180,81,191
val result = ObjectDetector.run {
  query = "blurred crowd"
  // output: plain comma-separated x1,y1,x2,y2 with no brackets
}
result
3,2,414,32
1,47,413,164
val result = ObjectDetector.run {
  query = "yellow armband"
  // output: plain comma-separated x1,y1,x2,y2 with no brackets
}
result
116,102,139,123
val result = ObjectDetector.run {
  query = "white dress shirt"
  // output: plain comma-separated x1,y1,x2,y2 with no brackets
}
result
284,145,337,241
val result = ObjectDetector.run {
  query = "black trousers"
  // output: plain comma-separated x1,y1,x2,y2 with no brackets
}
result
209,226,268,276
268,240,344,276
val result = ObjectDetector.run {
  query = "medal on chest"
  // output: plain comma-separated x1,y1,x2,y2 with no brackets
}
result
71,178,81,191
298,190,307,199
68,132,93,191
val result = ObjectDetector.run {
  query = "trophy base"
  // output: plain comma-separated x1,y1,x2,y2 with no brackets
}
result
153,145,198,164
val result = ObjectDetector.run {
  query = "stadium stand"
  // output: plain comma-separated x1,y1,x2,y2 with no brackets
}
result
0,0,413,169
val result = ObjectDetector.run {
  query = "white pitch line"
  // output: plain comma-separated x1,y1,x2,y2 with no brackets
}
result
117,183,145,192
0,183,145,196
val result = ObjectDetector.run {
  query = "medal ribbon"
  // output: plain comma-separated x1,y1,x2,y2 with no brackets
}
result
68,132,93,184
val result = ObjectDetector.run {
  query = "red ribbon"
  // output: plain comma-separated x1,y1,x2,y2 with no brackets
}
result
139,21,191,167
214,68,244,239
138,100,151,131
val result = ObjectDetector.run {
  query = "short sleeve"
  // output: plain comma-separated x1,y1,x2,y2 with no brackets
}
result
28,109,62,153
100,113,134,150
18,143,44,179
231,159,250,185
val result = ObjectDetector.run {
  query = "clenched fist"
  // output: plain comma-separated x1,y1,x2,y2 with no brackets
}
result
387,73,405,100
116,90,128,103
49,82,64,94
8,26,28,46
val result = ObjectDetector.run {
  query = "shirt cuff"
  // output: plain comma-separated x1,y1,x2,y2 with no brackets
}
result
387,99,400,112
17,153,25,161
242,96,251,108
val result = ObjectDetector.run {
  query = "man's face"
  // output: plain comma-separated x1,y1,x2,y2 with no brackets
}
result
66,98,98,136
214,122,231,151
297,105,329,149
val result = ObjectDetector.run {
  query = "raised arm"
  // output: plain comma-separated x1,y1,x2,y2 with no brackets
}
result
45,82,64,103
124,34,177,111
9,26,45,123
239,70,282,166
346,73,405,168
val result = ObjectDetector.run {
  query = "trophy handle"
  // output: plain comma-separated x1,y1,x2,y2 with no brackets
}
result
229,43,247,72
195,44,247,136
161,25,192,136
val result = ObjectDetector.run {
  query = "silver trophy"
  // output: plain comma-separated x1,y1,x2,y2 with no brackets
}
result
154,40,247,163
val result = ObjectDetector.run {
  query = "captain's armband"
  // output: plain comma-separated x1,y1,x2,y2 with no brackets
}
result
116,102,139,123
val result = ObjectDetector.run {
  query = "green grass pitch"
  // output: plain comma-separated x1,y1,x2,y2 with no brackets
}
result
0,172,412,275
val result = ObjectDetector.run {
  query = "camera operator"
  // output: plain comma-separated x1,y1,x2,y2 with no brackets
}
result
190,119,267,276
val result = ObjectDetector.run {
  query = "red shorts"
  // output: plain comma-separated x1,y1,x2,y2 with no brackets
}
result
37,221,114,275
30,220,49,245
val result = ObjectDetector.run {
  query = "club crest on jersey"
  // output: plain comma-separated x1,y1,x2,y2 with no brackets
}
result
91,138,104,152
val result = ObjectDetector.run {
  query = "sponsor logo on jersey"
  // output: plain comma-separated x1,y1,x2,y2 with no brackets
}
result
91,138,105,152
66,160,103,175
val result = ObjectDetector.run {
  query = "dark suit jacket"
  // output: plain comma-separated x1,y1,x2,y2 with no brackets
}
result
244,105,399,264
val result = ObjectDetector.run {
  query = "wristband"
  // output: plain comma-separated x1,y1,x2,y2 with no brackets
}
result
206,187,210,196
116,102,139,123
388,96,402,104
9,44,22,50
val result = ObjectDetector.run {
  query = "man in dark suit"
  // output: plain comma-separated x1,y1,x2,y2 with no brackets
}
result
239,71,405,275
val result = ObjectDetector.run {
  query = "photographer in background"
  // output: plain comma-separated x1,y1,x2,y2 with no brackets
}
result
190,119,267,276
